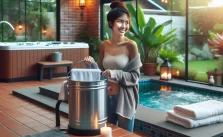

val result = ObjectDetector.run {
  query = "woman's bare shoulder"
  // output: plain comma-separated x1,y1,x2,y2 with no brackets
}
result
100,40,110,47
125,39,138,58
127,39,137,47
118,39,137,47
126,39,137,51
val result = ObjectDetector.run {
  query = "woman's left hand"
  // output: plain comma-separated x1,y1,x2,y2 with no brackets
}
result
102,70,111,79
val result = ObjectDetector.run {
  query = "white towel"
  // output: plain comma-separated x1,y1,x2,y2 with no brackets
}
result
58,81,69,101
166,110,223,128
58,69,101,101
173,100,223,120
71,69,101,81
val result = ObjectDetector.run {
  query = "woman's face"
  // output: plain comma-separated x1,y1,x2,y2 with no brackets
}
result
112,14,129,35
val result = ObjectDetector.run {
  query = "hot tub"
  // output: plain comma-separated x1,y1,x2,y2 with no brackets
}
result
0,42,88,50
0,42,89,82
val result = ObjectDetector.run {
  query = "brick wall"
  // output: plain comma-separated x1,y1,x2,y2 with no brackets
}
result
60,0,100,42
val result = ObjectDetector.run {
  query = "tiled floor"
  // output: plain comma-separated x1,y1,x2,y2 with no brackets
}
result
0,77,149,137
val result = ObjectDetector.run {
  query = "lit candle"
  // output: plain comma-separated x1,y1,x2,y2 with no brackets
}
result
100,126,112,137
176,71,179,76
161,73,167,79
167,74,171,79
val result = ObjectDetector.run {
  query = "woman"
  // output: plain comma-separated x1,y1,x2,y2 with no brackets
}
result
84,1,142,132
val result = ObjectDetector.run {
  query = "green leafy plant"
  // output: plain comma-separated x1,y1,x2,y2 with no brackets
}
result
159,47,184,63
208,32,223,55
178,68,198,80
218,57,223,72
125,4,177,63
192,28,203,35
88,37,101,60
25,2,50,41
76,30,101,60
212,23,223,34
0,24,16,41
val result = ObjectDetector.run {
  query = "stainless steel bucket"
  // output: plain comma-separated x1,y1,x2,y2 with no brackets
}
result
68,76,108,135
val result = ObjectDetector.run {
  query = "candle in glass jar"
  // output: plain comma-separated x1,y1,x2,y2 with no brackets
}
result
167,74,171,79
100,126,112,137
161,73,167,79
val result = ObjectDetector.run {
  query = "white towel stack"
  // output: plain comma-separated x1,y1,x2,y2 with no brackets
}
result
166,100,223,128
58,69,101,101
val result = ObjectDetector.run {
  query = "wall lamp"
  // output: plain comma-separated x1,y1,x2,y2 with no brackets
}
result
43,25,47,35
43,30,47,35
18,20,22,30
79,0,86,21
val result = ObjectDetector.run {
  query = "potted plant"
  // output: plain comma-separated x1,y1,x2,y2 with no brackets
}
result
125,4,177,75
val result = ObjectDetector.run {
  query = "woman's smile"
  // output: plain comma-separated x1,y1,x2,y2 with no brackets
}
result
118,27,127,33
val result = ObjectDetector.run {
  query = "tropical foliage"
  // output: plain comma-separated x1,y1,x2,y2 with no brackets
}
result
125,4,177,63
76,30,101,60
208,32,223,55
0,24,16,41
159,47,184,63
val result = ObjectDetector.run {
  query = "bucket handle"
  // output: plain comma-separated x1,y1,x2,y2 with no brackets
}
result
66,59,85,81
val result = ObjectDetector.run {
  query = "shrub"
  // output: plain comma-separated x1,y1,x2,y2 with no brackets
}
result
76,30,101,60
190,44,213,60
218,56,223,72
194,74,208,83
175,67,197,80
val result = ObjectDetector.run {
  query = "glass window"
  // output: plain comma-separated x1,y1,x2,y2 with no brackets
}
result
187,0,223,86
1,0,17,42
16,1,25,42
137,0,186,78
0,0,2,41
26,0,41,41
0,0,56,42
41,0,56,41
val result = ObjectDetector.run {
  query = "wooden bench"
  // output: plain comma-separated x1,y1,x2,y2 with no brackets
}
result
37,60,73,81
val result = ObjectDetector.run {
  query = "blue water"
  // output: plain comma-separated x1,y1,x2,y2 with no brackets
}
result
139,80,223,112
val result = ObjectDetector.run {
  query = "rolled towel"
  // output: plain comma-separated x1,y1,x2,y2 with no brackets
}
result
173,100,223,120
166,110,223,128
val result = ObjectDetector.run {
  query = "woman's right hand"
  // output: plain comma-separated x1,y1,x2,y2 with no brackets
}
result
84,56,95,64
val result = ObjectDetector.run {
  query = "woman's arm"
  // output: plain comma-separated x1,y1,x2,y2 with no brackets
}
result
97,41,105,69
109,40,142,86
110,68,141,86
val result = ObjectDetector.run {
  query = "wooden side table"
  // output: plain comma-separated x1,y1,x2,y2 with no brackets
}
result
37,60,73,81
